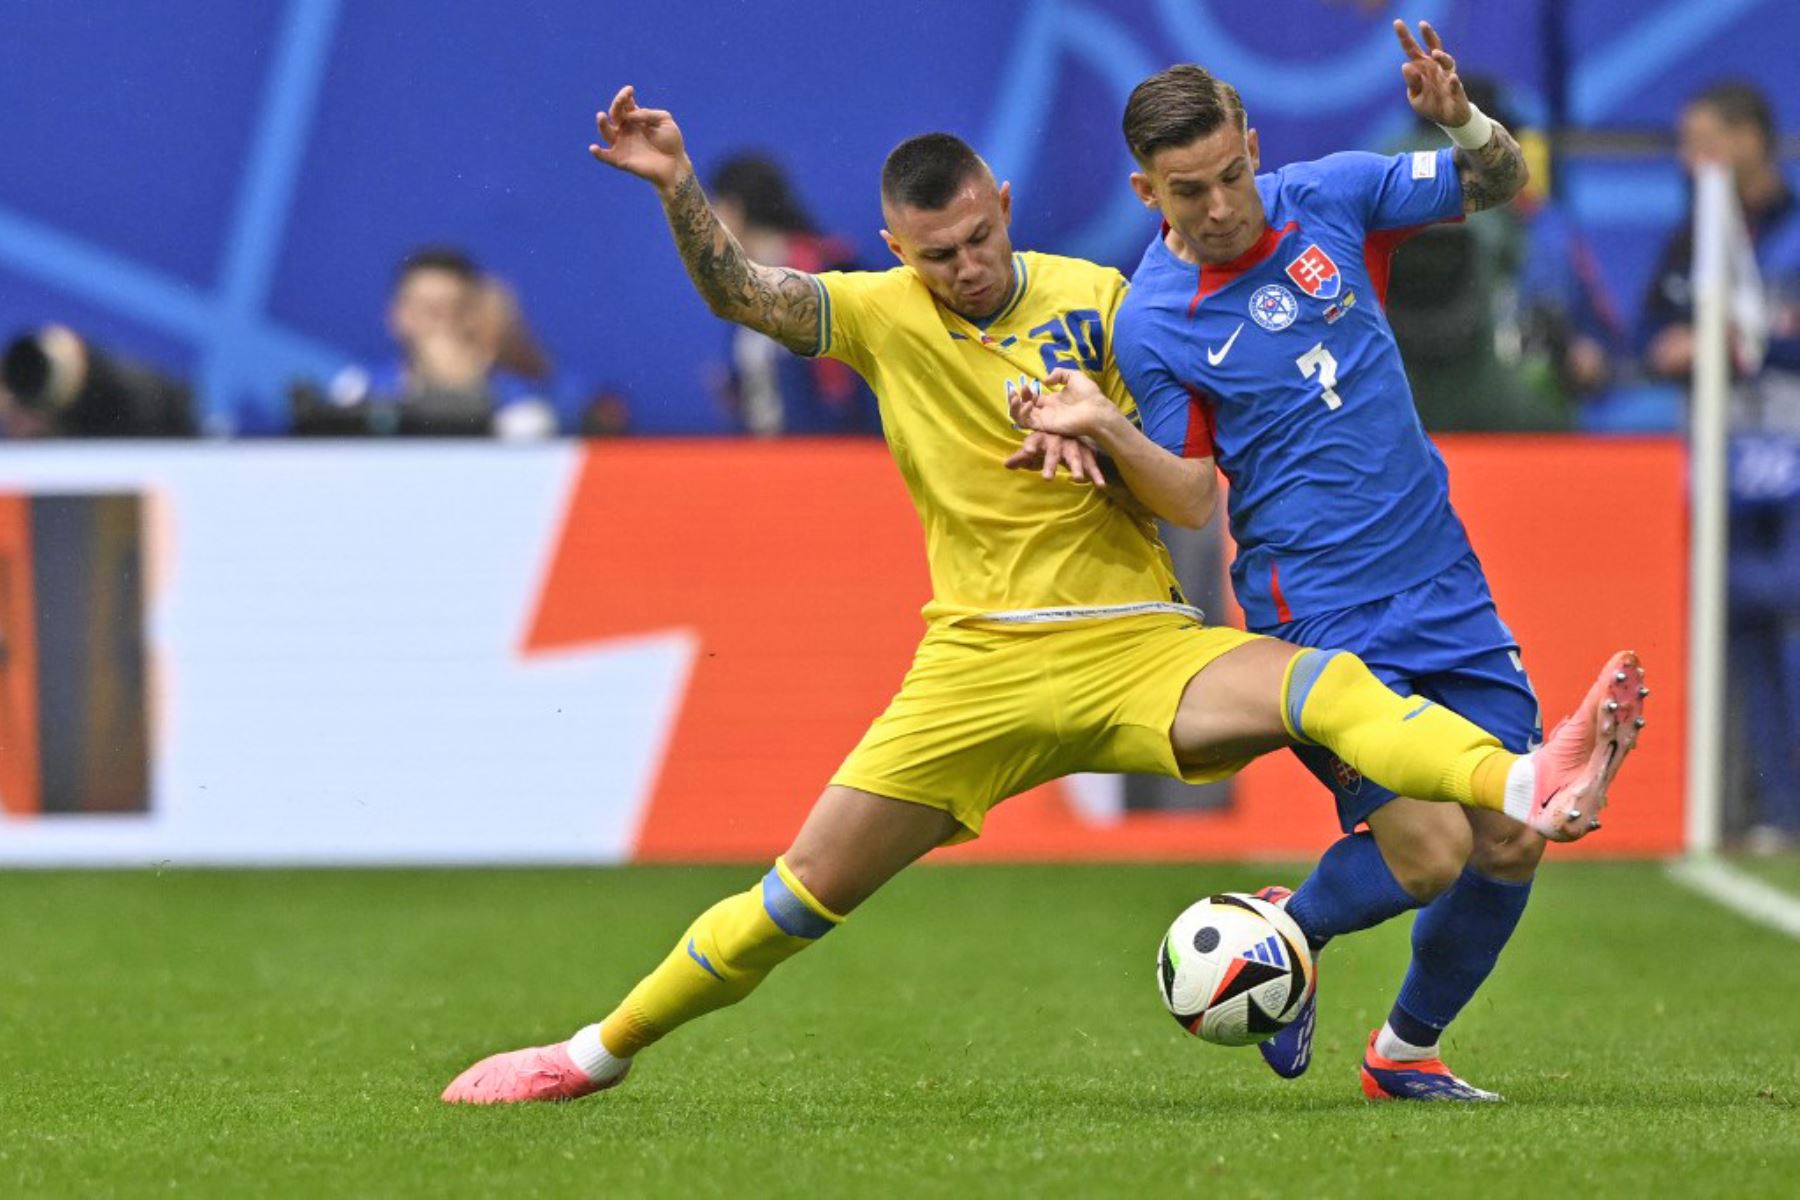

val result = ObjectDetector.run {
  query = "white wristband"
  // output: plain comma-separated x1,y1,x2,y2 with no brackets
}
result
1437,103,1494,151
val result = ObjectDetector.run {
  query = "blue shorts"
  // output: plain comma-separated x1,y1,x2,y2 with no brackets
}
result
1256,552,1542,833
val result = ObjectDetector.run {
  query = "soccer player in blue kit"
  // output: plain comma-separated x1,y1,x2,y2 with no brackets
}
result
1010,21,1646,1101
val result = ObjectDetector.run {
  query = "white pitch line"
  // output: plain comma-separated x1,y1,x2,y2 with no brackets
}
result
1666,856,1800,939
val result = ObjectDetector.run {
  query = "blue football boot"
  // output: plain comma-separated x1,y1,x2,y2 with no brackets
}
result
1360,1030,1502,1102
1252,885,1316,1079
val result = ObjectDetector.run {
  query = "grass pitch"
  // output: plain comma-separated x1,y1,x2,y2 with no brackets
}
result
3,862,1796,1198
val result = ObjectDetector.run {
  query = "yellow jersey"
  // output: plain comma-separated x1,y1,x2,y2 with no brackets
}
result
813,250,1189,627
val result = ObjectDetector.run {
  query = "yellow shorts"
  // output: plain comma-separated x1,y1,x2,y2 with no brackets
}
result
830,612,1266,840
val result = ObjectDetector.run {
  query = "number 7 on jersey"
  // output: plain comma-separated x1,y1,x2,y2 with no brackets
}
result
1296,342,1343,410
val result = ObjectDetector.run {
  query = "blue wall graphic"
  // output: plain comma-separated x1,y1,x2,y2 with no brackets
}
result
1,0,1794,433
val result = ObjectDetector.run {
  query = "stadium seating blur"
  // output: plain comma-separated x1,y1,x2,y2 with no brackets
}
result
0,1,1790,438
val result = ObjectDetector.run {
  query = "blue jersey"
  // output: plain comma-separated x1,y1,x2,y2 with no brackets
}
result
1116,149,1473,628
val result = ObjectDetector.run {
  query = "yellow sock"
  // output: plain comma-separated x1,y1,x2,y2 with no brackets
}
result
1281,649,1517,812
598,857,843,1058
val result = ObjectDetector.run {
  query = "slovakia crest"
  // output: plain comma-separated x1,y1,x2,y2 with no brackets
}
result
1285,243,1342,300
1249,284,1298,331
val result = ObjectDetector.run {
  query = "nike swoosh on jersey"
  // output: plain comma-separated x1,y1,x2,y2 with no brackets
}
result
1206,322,1245,366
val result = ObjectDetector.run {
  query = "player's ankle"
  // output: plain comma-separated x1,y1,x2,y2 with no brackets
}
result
567,1023,632,1083
1374,1018,1440,1062
1500,753,1538,824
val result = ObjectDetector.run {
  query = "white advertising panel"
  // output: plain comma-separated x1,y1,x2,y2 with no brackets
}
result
0,446,689,864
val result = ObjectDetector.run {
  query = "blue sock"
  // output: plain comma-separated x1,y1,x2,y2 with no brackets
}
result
1283,832,1420,951
1390,866,1533,1042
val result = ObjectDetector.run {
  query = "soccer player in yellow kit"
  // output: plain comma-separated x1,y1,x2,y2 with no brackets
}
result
440,85,1645,1104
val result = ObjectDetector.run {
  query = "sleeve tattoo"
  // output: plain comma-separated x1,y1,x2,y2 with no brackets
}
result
662,172,822,354
1454,122,1529,214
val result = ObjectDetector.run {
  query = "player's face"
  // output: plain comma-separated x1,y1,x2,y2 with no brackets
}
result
881,175,1016,319
1131,125,1265,265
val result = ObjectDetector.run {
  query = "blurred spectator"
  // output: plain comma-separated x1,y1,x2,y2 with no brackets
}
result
1385,79,1620,431
708,153,879,436
0,325,195,438
1728,438,1800,850
1512,182,1633,417
1641,80,1800,431
309,247,557,438
1641,82,1800,848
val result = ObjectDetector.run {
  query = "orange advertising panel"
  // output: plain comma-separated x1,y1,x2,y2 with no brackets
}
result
0,495,42,816
534,437,1687,861
526,441,934,859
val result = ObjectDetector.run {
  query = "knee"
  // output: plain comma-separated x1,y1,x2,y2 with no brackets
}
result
777,849,853,918
1467,824,1546,881
1383,821,1474,902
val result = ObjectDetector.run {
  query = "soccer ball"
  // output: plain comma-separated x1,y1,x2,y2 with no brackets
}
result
1155,892,1315,1046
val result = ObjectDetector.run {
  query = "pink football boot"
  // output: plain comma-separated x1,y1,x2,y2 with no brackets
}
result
441,1041,629,1105
1519,651,1647,842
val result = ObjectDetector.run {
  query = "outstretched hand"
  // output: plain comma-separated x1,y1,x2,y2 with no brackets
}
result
1393,19,1470,128
1003,374,1109,487
1007,369,1120,442
589,85,691,192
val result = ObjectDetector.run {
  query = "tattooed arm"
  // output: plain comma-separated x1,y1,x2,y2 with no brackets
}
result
657,172,822,353
590,85,821,354
1392,19,1530,215
1454,121,1529,214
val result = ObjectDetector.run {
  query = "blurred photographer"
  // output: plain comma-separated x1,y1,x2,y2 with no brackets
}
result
1,325,195,438
309,246,556,438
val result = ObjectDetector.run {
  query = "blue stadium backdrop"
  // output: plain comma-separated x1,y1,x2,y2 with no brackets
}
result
1,0,1794,433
